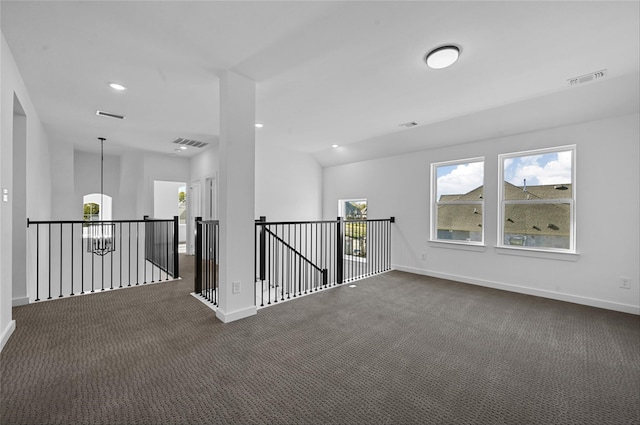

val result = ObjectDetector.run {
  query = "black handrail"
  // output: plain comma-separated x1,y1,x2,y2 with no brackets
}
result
255,216,394,308
264,227,324,273
26,216,179,302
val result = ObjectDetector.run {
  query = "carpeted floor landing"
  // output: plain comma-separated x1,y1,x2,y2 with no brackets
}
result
1,254,639,424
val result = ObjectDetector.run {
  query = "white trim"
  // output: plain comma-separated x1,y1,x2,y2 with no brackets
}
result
12,296,29,306
216,305,257,323
190,292,218,312
495,246,579,261
428,240,486,252
392,264,639,315
1,320,16,353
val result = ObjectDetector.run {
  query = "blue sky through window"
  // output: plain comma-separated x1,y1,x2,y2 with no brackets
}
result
504,151,572,187
436,161,484,198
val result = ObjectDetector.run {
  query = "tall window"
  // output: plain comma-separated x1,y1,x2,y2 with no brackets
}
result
82,193,112,222
82,193,113,238
431,158,484,244
339,199,367,258
499,146,576,252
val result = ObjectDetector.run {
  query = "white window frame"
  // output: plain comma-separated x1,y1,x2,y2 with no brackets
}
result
430,157,485,246
497,145,576,254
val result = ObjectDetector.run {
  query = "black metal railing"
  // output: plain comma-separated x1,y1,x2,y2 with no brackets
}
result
254,216,394,307
26,217,180,301
194,218,219,306
144,216,179,279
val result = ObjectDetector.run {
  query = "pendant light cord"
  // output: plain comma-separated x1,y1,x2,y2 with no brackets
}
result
99,137,106,221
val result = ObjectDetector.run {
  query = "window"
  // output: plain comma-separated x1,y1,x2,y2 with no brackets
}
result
431,158,484,244
339,199,367,220
499,146,575,252
82,193,113,240
339,199,367,258
82,193,112,223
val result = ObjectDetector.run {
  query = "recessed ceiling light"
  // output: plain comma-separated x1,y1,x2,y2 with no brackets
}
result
179,146,187,150
255,123,264,128
108,83,127,91
331,144,339,148
425,45,460,69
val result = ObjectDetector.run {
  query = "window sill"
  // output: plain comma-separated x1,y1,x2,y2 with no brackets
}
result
495,246,580,262
428,240,486,252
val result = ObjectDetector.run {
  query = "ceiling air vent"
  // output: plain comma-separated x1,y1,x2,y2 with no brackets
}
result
96,110,125,120
399,121,418,128
567,69,607,86
172,137,209,148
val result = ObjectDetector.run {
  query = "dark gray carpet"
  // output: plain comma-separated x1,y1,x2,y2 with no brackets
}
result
1,254,639,424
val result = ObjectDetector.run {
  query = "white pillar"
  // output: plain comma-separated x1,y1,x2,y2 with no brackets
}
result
217,70,257,322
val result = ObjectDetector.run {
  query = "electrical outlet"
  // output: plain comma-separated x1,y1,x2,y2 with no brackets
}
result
620,277,630,289
232,281,241,294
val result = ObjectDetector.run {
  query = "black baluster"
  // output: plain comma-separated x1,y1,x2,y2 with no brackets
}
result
136,222,139,285
48,224,52,299
70,224,74,296
36,223,40,301
128,222,131,287
59,223,63,297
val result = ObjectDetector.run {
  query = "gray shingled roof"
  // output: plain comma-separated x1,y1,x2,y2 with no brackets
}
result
437,183,572,236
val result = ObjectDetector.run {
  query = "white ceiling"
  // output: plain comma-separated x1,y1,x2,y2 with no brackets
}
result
2,1,639,166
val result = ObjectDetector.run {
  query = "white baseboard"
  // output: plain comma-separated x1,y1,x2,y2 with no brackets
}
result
216,305,257,323
392,265,640,315
12,296,29,307
1,320,16,353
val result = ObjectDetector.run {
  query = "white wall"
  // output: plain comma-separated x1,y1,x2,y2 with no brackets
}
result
118,151,143,219
190,144,219,218
153,181,184,219
255,143,323,221
75,151,121,218
141,153,190,218
50,139,75,219
153,180,186,242
323,114,640,314
1,33,53,351
189,142,323,223
50,148,190,221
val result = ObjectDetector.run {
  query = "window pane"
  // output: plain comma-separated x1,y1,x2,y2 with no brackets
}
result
436,204,483,242
503,150,572,200
436,161,484,201
504,203,570,249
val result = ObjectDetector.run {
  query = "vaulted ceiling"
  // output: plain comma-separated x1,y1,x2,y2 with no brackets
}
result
2,1,639,166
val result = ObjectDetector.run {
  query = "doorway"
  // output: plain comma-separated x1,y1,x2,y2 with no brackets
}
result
12,95,28,306
189,180,201,255
153,181,187,252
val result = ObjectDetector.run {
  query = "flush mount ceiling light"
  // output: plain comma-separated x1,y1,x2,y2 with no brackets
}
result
331,144,339,148
255,123,264,128
108,83,127,91
425,45,460,69
179,146,187,150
